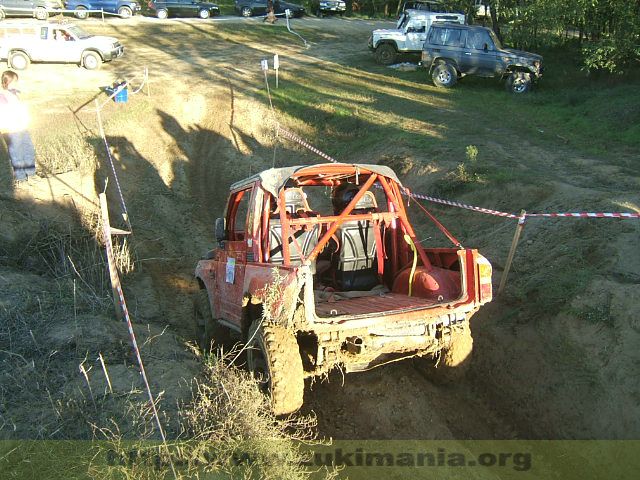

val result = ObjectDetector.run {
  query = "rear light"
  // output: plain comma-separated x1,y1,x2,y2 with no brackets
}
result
477,254,492,303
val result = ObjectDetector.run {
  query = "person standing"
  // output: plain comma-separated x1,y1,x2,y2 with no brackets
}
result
0,70,36,182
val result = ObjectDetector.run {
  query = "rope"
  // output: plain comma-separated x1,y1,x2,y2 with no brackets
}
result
95,100,132,232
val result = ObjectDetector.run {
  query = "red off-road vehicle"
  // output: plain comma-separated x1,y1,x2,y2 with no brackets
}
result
194,163,492,415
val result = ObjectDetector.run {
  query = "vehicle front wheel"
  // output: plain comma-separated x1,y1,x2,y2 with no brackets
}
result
506,71,532,94
156,8,168,19
375,43,397,65
198,8,210,19
74,6,89,20
194,289,231,352
8,51,30,70
246,320,304,416
34,6,48,21
82,51,102,70
118,6,132,18
240,6,252,17
431,62,457,88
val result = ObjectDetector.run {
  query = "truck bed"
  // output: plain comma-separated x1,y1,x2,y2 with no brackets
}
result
314,291,438,318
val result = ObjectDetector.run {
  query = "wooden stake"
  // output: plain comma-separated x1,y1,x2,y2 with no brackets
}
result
498,210,527,295
99,192,123,320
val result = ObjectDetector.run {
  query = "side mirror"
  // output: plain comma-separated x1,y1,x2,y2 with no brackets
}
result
483,43,489,52
215,217,227,243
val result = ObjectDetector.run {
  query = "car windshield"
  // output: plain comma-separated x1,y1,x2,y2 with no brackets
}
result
489,29,502,49
397,13,408,29
65,25,92,40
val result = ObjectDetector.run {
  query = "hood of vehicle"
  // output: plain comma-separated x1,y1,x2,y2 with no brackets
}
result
373,28,405,38
90,35,121,44
501,48,542,63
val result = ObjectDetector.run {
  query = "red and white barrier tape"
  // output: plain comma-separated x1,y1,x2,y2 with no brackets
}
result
275,127,640,221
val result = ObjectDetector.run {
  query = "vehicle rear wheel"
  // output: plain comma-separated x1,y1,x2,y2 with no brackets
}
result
198,8,210,19
0,9,5,21
375,43,397,65
414,322,473,384
506,71,532,94
156,8,168,19
118,6,132,18
246,319,304,416
34,6,48,20
82,51,102,70
75,7,89,20
432,62,457,88
194,289,231,352
8,51,30,70
240,6,252,17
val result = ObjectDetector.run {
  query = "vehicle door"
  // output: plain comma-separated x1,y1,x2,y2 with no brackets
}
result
177,0,195,16
461,29,497,76
7,0,29,16
48,27,83,62
405,19,427,51
253,0,267,15
427,26,464,68
215,186,254,323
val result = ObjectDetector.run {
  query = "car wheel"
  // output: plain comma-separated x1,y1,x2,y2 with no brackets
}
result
506,71,532,94
82,51,102,70
193,290,231,352
413,322,473,384
118,6,132,18
74,6,89,19
198,8,210,19
8,51,30,70
375,43,397,65
432,62,457,88
240,6,252,17
156,8,168,19
34,6,48,21
246,319,304,416
0,9,6,21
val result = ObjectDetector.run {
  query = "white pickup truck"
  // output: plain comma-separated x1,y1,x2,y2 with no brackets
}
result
368,8,465,65
0,22,123,70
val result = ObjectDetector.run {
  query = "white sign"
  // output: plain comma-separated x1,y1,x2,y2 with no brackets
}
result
225,257,236,284
273,54,279,70
260,59,268,71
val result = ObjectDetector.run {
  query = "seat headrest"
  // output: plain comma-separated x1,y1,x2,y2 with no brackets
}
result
354,191,378,211
283,188,310,214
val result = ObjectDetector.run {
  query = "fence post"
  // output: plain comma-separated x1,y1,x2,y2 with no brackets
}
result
498,210,527,295
99,192,123,320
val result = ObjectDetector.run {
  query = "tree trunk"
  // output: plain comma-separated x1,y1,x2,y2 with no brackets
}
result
489,1,501,41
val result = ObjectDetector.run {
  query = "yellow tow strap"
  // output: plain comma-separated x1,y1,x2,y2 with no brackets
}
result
403,234,418,297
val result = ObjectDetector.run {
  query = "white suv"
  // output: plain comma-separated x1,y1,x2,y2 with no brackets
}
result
0,22,124,70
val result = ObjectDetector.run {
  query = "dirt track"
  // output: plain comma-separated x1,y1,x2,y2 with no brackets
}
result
1,14,639,443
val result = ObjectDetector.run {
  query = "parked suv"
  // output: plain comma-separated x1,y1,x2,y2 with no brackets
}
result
64,0,141,18
368,8,465,65
421,24,543,93
234,0,304,18
0,22,123,69
315,0,345,17
147,0,220,19
0,0,63,21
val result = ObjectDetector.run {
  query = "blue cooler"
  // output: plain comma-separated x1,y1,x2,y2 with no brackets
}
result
106,83,128,103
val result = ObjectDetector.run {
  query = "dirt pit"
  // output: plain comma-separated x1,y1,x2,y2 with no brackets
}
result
1,15,639,448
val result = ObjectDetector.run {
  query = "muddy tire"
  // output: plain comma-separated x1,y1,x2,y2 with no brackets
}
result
506,71,532,94
432,62,457,88
415,322,473,384
247,320,304,416
375,43,397,65
194,289,231,352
